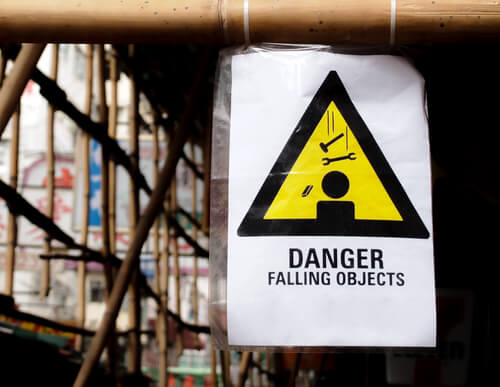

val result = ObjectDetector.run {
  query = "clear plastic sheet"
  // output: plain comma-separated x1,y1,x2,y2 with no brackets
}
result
208,44,431,352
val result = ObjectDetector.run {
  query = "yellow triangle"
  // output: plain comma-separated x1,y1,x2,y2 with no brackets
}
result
264,101,402,221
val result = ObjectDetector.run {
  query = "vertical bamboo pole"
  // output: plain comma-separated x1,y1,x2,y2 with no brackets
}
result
0,48,6,86
160,159,171,386
75,44,93,350
3,103,20,296
127,44,142,374
266,353,273,387
201,110,211,234
97,44,119,380
190,140,199,347
287,353,302,387
210,342,218,387
40,44,58,299
171,171,183,356
256,353,263,387
108,49,118,258
236,352,252,387
153,117,169,386
220,351,232,387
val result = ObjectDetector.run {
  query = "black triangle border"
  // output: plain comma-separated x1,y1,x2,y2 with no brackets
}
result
238,71,429,239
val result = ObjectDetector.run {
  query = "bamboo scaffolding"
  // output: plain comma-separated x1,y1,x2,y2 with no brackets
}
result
74,44,92,350
287,353,302,387
210,343,218,387
3,104,20,296
171,173,184,357
0,44,45,139
160,165,171,387
202,107,212,234
97,44,119,381
108,50,118,257
40,44,59,299
3,0,500,44
256,353,263,387
237,352,252,387
74,50,210,387
220,351,232,387
127,44,142,374
267,353,273,387
190,141,200,349
152,116,169,387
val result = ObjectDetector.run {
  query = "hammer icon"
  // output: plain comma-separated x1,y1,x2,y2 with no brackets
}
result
319,133,344,153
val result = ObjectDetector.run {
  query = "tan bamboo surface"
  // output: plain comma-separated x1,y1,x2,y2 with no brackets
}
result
0,50,6,85
74,44,93,349
96,45,119,380
210,343,218,387
202,111,211,234
0,44,45,139
220,350,232,387
2,0,500,44
190,141,200,347
266,353,272,386
171,173,184,357
249,353,255,387
40,44,59,299
237,352,252,387
256,353,263,387
160,166,171,387
108,51,118,257
152,117,169,387
73,102,193,387
3,103,20,296
127,45,142,374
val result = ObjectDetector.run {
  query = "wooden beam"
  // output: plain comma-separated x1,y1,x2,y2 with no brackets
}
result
2,0,500,44
0,44,45,139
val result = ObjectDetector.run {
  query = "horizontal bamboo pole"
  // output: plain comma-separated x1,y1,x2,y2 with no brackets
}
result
2,0,500,44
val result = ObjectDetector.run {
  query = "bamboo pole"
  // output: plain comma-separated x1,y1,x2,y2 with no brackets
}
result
74,48,210,387
73,104,192,387
3,104,20,296
160,163,170,387
256,353,263,387
152,116,169,387
0,49,6,86
3,0,500,44
220,351,232,387
108,50,118,257
210,342,218,387
40,44,59,299
190,141,199,347
127,44,142,374
97,44,120,380
171,171,184,357
75,44,92,349
202,108,211,234
237,352,252,387
0,44,45,139
266,353,272,387
287,353,302,387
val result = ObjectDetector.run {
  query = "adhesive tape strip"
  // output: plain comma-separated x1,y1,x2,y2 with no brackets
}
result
244,0,250,46
390,0,396,46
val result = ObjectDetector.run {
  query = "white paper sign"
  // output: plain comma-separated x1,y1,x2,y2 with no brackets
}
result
226,48,436,347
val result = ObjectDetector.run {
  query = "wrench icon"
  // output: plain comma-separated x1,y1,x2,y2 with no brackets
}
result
322,152,356,166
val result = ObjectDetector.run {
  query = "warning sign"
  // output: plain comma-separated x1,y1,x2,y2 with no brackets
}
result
239,72,429,238
222,49,435,348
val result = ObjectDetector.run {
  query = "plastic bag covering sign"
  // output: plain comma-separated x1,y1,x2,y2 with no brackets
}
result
227,50,436,347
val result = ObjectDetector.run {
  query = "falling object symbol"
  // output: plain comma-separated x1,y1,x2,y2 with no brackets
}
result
302,185,313,197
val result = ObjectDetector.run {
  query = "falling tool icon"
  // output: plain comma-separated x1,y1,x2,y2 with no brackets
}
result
319,133,344,153
322,152,356,165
